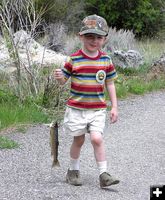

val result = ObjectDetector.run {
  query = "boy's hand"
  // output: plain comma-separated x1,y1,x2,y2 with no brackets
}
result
54,69,66,85
110,107,118,123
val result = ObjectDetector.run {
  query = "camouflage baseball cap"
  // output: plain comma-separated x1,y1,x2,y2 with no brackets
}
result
79,14,109,36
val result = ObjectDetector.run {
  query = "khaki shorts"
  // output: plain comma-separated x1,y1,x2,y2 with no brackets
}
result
63,107,106,136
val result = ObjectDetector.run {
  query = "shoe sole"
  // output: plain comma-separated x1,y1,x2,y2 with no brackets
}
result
66,176,82,186
100,180,120,188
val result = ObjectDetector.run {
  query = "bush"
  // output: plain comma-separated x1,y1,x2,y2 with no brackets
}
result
34,0,86,33
86,0,165,38
45,22,67,53
104,28,138,53
63,35,81,55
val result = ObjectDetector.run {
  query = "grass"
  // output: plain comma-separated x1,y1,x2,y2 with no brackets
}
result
116,78,165,98
0,135,19,149
115,73,165,99
146,78,165,92
0,101,49,131
137,39,165,66
0,100,49,149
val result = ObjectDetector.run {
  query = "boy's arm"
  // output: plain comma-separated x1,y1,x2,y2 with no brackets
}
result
54,69,67,85
106,81,118,123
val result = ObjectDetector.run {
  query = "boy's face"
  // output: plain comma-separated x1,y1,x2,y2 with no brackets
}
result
79,33,106,53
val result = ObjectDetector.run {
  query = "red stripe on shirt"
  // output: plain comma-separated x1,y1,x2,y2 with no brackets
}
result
73,66,106,74
71,82,103,92
67,99,106,109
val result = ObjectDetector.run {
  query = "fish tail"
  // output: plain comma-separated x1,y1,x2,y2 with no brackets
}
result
52,159,60,168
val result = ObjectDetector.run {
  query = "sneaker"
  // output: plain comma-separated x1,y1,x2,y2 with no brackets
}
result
66,169,82,186
99,172,120,188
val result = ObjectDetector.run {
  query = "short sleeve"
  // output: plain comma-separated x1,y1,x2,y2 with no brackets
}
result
105,60,118,83
62,56,73,80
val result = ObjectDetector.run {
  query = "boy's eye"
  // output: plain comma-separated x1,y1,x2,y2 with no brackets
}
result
85,34,95,39
84,34,103,40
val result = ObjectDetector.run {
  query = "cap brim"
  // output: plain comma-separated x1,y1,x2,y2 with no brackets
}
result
79,29,107,36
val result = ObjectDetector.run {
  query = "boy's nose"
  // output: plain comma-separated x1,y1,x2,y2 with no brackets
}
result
91,37,99,42
92,36,98,40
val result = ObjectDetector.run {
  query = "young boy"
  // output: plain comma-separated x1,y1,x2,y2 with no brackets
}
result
54,14,119,188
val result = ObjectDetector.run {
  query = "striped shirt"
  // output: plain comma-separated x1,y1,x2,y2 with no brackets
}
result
62,49,117,110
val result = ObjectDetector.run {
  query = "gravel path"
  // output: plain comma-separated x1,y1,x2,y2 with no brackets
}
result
0,91,165,200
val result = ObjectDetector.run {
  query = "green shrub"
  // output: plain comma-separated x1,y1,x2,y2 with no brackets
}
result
0,89,18,104
146,78,165,92
116,83,128,98
127,79,146,95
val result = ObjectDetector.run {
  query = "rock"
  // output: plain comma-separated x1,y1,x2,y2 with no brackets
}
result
0,30,66,73
152,53,165,71
150,53,165,76
145,53,165,81
0,36,11,70
112,50,144,69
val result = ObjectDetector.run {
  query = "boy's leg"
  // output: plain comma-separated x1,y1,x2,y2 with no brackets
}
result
90,132,107,172
70,135,85,169
90,132,119,188
66,134,85,186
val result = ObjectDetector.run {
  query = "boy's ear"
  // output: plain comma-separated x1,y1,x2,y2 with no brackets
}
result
102,37,108,48
104,37,108,43
103,37,108,44
78,33,83,40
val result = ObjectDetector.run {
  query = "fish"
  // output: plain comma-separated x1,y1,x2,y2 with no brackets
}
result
50,121,60,167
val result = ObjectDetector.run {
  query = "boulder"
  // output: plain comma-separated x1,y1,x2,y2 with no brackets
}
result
112,50,144,69
0,30,66,73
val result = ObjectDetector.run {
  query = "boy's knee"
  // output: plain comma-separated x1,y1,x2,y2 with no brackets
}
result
74,135,85,147
90,132,103,146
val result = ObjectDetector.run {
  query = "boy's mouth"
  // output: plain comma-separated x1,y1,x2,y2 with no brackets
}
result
90,44,97,48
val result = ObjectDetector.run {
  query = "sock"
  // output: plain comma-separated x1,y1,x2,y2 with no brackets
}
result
69,158,80,170
97,161,107,175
